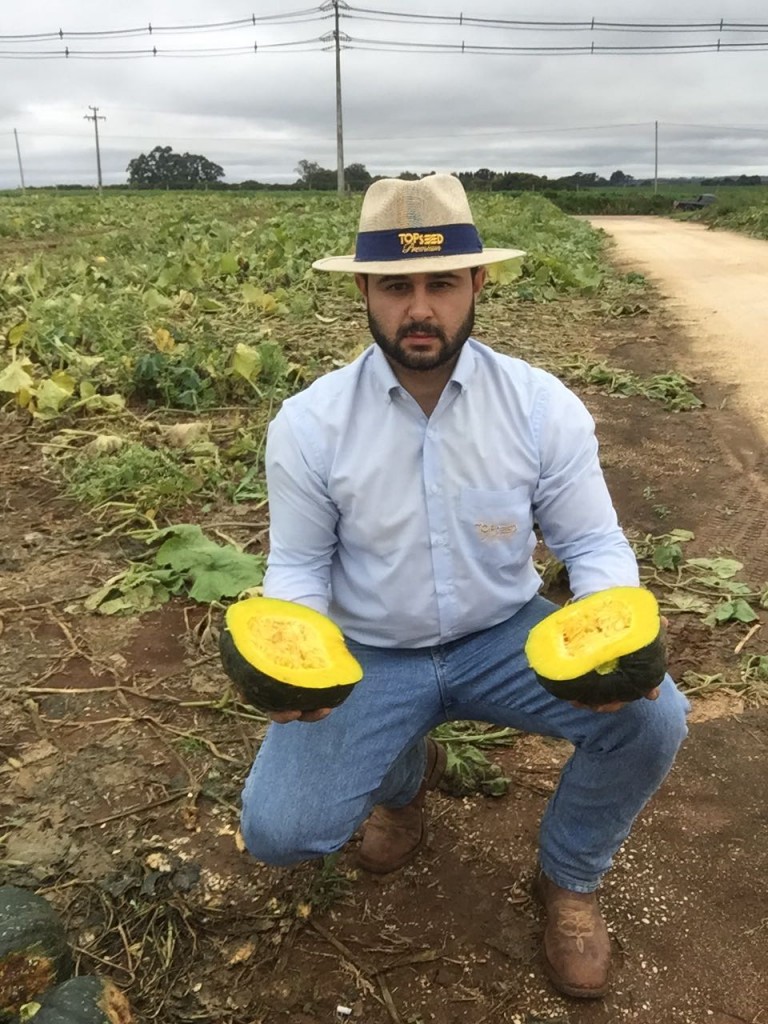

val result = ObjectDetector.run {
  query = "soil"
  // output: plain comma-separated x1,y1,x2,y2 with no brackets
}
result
2,221,768,1024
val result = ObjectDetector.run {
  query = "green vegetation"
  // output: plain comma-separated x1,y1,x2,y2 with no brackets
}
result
4,188,764,707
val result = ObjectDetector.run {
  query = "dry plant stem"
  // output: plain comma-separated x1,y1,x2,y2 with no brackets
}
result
734,622,762,654
49,712,240,763
0,593,94,613
308,919,394,1018
73,789,189,830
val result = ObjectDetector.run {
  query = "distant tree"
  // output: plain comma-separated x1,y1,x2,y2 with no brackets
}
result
493,171,545,191
345,162,372,191
397,170,420,180
294,158,337,190
295,159,323,188
609,170,634,186
127,146,224,188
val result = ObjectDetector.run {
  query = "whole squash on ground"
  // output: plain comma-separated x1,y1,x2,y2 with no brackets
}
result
219,597,364,712
0,886,72,1022
525,587,667,705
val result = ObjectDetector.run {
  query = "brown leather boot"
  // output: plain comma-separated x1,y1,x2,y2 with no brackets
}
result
535,870,611,999
357,738,447,874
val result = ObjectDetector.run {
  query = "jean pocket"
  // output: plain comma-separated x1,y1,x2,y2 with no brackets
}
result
459,486,532,568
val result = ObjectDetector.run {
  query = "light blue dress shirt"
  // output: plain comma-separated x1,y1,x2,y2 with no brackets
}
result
263,338,639,648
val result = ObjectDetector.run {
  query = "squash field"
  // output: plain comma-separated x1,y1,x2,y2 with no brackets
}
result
1,191,767,1023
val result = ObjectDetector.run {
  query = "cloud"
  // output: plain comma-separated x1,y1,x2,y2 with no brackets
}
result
2,0,768,187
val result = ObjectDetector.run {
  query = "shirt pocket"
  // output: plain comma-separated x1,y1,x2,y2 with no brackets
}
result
459,486,533,569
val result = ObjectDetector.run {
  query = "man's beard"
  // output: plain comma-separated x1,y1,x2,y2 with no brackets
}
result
367,301,475,371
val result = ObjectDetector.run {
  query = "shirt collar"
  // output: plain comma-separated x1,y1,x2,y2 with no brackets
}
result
368,338,479,400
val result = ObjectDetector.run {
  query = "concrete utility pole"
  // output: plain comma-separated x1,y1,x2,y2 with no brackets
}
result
84,106,106,191
333,0,345,194
654,120,659,195
13,129,26,190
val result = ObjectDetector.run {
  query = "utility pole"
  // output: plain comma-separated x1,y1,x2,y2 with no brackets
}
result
13,129,26,190
654,120,659,195
84,106,106,192
333,0,345,195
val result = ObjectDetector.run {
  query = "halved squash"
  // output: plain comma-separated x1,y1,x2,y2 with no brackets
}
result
23,975,134,1023
219,597,363,712
0,886,73,1023
525,587,667,705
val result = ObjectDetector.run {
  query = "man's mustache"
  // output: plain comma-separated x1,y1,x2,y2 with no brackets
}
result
396,322,445,342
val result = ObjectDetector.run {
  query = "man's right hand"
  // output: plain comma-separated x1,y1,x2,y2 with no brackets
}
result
268,708,333,724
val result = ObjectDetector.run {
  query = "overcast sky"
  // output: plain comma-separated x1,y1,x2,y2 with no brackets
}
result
2,0,767,189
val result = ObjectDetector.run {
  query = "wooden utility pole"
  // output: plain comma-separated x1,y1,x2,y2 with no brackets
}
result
84,106,106,191
13,129,26,190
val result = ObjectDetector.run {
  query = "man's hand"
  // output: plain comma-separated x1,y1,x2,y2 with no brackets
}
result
268,708,333,724
570,686,660,714
569,615,669,713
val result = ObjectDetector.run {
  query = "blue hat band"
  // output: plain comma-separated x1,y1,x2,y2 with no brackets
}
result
355,223,483,262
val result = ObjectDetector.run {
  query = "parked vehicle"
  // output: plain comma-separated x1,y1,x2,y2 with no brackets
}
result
673,193,717,211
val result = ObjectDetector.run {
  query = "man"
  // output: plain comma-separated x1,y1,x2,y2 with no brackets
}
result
240,174,688,999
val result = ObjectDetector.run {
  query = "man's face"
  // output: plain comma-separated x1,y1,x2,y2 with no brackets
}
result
356,268,485,372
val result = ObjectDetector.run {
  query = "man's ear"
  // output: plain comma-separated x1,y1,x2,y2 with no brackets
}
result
472,266,487,295
354,273,368,297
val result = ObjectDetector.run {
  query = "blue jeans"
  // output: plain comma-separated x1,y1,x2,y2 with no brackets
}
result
241,595,689,892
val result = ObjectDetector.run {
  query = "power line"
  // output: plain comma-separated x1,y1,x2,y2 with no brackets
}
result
5,35,768,60
345,6,768,32
2,6,768,49
11,120,768,145
0,38,327,59
0,8,326,41
343,35,768,54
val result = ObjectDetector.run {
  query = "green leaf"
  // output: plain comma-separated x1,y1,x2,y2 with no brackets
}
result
686,557,743,579
669,528,695,542
232,342,262,383
219,252,239,275
84,566,180,615
241,282,266,304
151,524,266,602
0,358,34,393
187,550,266,602
7,320,30,345
34,377,75,418
704,598,758,626
731,598,758,623
652,541,683,570
665,593,710,615
486,257,523,286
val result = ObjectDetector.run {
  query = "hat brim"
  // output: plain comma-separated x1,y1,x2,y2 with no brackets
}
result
312,247,526,274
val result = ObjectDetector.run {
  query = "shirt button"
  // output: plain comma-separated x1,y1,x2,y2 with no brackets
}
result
430,484,439,494
426,428,436,439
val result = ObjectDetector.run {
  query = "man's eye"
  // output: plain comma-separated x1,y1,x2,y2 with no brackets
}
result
386,282,409,292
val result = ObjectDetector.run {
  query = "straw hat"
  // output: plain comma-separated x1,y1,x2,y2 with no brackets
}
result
312,173,525,274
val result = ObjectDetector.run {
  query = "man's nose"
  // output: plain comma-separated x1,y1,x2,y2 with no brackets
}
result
407,285,434,320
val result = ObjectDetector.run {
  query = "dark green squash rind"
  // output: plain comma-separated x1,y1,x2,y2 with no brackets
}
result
219,628,357,712
28,975,133,1023
0,886,73,1022
533,634,667,706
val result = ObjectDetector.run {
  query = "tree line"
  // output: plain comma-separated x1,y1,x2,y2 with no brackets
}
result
121,147,765,192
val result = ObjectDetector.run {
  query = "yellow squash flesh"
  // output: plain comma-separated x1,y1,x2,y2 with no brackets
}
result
224,597,363,690
525,587,660,682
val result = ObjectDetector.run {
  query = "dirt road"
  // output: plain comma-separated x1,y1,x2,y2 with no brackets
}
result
588,216,768,440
